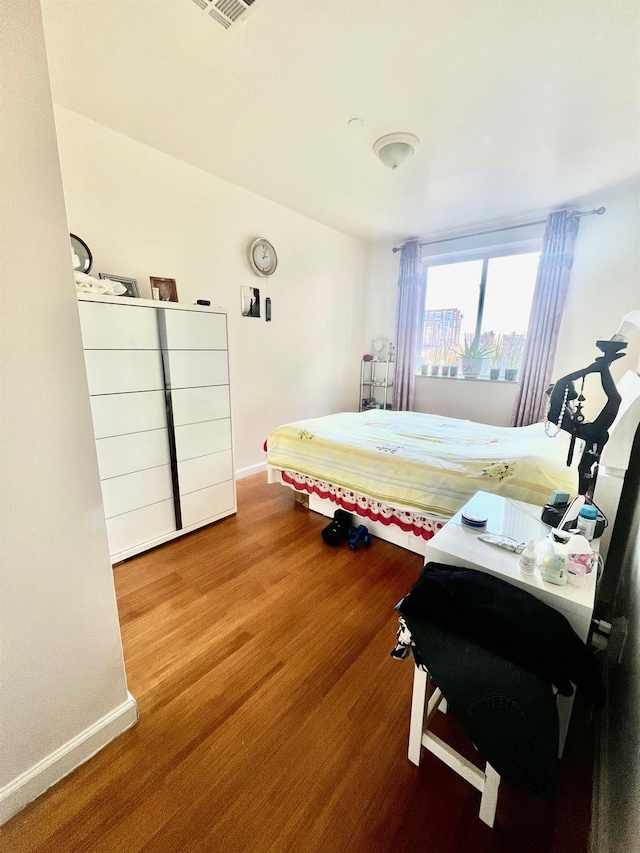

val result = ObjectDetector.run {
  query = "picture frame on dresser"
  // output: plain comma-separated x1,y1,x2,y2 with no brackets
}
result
98,273,139,298
150,276,179,303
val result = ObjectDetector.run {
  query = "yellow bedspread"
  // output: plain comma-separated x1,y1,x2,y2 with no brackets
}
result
266,410,579,517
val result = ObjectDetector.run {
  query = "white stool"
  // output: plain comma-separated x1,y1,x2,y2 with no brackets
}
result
408,665,501,828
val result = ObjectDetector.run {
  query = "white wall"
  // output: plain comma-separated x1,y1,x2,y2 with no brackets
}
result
412,375,519,424
53,107,368,476
556,180,640,401
0,3,135,823
363,184,640,425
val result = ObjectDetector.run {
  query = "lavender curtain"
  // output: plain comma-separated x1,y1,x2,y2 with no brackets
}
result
392,240,424,411
511,210,580,426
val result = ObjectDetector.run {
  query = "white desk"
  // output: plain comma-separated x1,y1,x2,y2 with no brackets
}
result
423,491,597,642
410,491,598,824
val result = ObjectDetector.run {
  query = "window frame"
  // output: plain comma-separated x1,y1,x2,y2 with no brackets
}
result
420,238,541,352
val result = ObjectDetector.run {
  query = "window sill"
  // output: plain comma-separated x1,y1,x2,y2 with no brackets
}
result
415,373,519,384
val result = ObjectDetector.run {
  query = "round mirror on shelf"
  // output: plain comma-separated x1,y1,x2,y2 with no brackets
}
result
70,233,92,273
372,336,389,360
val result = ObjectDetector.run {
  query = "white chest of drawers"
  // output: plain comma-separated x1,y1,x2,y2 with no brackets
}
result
78,294,236,562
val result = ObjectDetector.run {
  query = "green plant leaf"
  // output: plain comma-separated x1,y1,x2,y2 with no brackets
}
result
451,334,495,360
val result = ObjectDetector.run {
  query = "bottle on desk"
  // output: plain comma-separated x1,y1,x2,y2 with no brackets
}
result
519,539,537,575
540,530,570,586
576,505,598,541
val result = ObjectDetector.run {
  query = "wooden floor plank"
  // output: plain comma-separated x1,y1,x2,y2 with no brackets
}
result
0,475,593,853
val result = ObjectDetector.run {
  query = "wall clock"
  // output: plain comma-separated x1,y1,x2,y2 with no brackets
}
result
248,238,278,277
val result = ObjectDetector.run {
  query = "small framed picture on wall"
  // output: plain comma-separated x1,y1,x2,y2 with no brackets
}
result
241,285,261,317
150,277,179,302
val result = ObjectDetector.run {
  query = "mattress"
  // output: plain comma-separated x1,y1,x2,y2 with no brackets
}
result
266,410,578,518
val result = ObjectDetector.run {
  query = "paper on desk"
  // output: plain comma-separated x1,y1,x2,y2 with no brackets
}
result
491,499,549,542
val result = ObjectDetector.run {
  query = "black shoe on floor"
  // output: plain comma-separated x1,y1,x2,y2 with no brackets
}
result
321,509,353,546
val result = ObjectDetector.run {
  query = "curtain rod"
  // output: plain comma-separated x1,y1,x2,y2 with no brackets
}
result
391,206,606,253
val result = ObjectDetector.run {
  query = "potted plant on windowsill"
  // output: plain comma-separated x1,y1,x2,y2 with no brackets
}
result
503,335,525,381
442,346,457,377
430,346,442,376
489,338,505,380
453,336,494,380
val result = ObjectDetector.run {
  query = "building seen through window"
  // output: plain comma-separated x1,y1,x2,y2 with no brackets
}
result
419,250,540,378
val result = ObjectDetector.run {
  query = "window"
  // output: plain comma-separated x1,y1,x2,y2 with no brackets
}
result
419,247,539,378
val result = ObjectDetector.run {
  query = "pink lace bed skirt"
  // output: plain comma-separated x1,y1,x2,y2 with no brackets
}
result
278,469,446,541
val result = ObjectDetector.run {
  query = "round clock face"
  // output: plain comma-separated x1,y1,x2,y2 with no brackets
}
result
249,238,278,277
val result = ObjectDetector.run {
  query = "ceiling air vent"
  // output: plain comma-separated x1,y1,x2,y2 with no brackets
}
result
189,0,259,31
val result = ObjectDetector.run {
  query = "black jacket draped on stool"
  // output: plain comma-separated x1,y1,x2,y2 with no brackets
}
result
395,562,604,796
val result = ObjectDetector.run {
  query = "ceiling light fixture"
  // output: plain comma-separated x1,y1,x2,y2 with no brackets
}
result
373,132,420,170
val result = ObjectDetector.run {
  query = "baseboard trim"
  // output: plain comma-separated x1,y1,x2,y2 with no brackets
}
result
236,461,267,480
0,692,138,825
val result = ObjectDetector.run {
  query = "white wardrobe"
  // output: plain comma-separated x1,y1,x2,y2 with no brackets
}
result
78,293,236,562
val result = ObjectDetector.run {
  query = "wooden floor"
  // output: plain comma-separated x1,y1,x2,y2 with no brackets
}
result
1,475,594,853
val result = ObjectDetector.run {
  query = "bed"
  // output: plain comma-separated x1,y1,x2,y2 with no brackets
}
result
266,370,640,564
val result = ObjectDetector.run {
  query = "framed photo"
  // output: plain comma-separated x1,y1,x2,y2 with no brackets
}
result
150,277,179,303
241,285,260,318
98,273,139,298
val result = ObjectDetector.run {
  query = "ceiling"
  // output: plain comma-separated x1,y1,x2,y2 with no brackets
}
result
41,0,640,243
